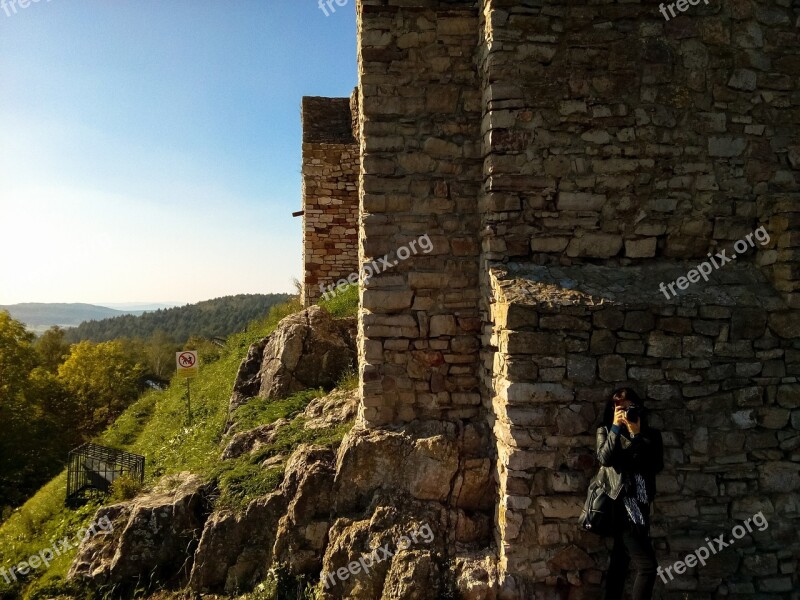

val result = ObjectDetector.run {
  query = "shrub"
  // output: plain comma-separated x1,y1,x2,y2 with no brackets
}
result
109,474,143,502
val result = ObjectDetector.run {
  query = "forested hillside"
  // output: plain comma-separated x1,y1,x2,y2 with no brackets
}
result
0,288,358,600
64,293,292,343
0,313,144,512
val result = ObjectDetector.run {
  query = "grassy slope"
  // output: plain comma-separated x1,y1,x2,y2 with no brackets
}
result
0,286,359,600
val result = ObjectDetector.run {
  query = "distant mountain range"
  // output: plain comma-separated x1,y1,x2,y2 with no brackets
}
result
2,295,294,340
63,294,294,343
0,303,144,333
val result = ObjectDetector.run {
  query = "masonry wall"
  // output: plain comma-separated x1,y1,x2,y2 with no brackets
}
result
487,264,800,599
357,0,483,426
350,0,799,597
478,0,800,305
477,1,800,598
301,97,360,306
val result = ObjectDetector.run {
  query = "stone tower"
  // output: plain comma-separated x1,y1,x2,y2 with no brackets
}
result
303,0,800,596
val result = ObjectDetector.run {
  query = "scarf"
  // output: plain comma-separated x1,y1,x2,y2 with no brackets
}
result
623,472,649,526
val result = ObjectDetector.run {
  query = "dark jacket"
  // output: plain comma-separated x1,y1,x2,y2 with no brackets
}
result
595,424,664,502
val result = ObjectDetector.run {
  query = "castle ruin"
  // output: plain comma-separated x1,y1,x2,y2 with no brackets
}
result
300,0,800,597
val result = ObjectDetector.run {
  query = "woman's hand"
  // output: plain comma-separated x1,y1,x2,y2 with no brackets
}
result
614,405,642,435
613,406,626,427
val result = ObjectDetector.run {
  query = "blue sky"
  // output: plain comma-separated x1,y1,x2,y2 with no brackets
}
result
0,0,357,305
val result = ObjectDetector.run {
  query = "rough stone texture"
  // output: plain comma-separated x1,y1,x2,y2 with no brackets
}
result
487,264,799,598
229,305,356,410
356,0,484,427
301,96,360,306
345,0,800,597
191,418,495,597
68,472,211,589
222,389,359,460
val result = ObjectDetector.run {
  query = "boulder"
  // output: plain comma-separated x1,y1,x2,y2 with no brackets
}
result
318,503,448,600
68,472,211,588
221,419,290,460
189,446,337,593
304,388,360,430
454,554,499,600
229,306,356,410
188,491,287,592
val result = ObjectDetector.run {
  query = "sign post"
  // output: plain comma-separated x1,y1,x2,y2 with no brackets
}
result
176,351,199,425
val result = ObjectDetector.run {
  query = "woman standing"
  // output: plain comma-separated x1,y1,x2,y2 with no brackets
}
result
596,387,664,600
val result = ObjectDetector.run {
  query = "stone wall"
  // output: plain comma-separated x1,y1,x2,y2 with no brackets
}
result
478,0,800,306
486,263,799,598
475,2,800,597
356,0,484,426
347,0,800,597
301,96,360,306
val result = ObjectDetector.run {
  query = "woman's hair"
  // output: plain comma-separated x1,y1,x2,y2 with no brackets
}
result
601,387,646,427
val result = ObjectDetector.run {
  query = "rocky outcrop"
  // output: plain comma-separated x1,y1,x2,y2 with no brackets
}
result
68,322,497,600
68,397,498,600
222,389,359,460
186,419,497,598
187,445,338,593
229,306,356,410
68,472,211,589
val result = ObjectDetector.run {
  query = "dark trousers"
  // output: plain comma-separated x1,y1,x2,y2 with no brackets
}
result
605,499,657,600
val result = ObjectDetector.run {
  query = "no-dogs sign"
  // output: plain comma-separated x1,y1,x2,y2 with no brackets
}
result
176,351,198,379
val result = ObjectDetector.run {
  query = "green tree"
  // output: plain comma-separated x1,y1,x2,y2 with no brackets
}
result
57,340,145,433
0,313,71,508
0,311,36,400
146,330,178,380
35,326,70,372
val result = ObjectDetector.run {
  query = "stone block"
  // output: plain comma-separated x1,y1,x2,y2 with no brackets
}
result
625,311,655,333
567,355,596,385
625,238,657,258
566,234,623,258
430,315,457,337
363,290,414,312
683,472,718,496
538,497,583,519
768,311,800,339
590,330,616,355
757,408,791,429
708,137,747,157
683,336,714,357
501,331,565,355
599,356,627,382
647,332,682,358
557,192,606,211
758,461,800,492
594,309,625,330
731,308,767,340
777,385,800,409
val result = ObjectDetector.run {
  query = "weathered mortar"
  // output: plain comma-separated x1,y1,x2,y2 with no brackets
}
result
301,96,360,306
